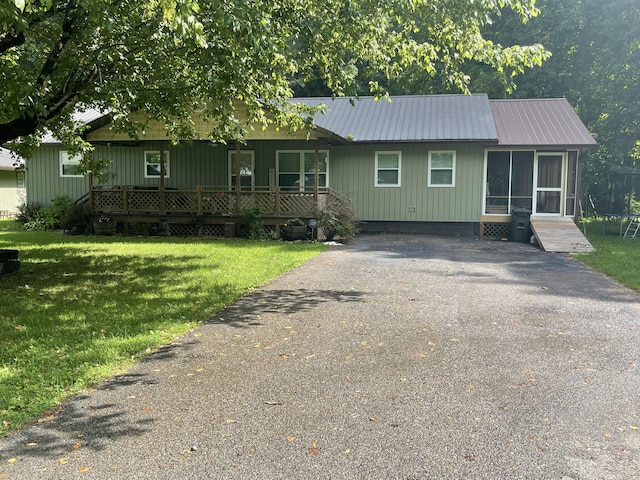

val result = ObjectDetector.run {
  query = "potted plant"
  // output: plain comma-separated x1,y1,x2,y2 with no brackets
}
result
93,215,117,235
282,218,308,241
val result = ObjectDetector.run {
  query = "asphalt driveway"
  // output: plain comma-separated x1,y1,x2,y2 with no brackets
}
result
1,235,639,479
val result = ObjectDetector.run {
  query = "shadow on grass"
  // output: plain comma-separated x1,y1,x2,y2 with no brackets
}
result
0,234,276,435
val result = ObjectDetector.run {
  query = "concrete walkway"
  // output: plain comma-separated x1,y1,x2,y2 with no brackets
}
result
1,235,639,479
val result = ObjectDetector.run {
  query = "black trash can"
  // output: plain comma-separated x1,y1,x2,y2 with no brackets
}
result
223,222,236,238
510,207,532,242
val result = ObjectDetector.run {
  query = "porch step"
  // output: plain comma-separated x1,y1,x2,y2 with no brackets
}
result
530,218,594,254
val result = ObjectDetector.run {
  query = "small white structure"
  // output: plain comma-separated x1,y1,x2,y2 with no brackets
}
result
0,148,24,218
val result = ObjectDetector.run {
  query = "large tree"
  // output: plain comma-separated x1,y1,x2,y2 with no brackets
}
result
1,0,549,158
475,0,640,211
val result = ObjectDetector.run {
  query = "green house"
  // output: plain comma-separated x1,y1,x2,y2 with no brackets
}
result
0,148,24,218
23,94,596,238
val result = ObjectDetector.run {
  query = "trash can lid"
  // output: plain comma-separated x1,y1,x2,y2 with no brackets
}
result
511,207,532,214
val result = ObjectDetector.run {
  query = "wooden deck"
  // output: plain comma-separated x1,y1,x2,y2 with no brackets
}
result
530,218,594,254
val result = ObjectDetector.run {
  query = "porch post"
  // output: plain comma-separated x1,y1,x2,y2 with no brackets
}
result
314,139,319,202
88,172,94,212
235,141,241,216
159,145,166,215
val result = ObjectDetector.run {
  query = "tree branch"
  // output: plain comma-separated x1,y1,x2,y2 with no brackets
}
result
0,31,25,54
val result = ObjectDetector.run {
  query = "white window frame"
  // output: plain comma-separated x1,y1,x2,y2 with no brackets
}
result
428,150,456,187
144,151,170,178
375,151,402,187
275,150,329,191
60,151,83,178
228,150,255,189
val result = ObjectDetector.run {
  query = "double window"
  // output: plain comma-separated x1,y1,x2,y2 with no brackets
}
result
485,151,534,214
60,151,83,177
276,151,328,191
144,151,170,178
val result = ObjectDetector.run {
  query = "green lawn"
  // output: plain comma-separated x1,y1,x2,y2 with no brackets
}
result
0,227,325,435
574,219,640,292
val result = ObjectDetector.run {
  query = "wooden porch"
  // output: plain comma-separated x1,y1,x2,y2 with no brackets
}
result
88,185,350,236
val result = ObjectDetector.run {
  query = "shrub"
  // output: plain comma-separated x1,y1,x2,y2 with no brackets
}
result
17,202,45,230
315,199,358,242
61,204,91,234
240,205,267,240
17,196,78,231
17,202,43,224
42,195,74,230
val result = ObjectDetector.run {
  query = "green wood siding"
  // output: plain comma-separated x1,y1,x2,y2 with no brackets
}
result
0,170,21,213
329,143,484,222
27,140,484,223
27,140,322,206
26,146,89,206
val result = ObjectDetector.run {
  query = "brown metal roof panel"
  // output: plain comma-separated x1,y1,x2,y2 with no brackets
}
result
490,99,596,147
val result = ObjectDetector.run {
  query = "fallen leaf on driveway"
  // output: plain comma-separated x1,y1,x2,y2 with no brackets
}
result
308,442,320,456
287,436,296,443
79,466,90,472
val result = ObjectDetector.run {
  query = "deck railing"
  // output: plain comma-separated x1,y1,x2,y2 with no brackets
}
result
90,185,329,218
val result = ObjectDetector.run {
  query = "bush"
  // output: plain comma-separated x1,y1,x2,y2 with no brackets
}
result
17,202,43,224
17,195,78,231
17,202,45,230
315,200,358,242
43,195,74,230
240,205,267,240
61,204,91,234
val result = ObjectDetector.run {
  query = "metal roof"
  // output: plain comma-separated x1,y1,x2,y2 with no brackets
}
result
34,97,595,148
298,94,498,143
40,108,108,144
0,148,21,170
490,98,597,148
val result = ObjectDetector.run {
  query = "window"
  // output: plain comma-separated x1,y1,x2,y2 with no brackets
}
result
228,150,255,189
144,151,170,178
565,151,578,217
485,150,534,214
428,151,455,187
16,171,25,190
276,151,328,191
60,151,83,177
375,151,401,187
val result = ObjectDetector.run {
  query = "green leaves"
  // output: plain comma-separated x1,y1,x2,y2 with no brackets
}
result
1,0,550,149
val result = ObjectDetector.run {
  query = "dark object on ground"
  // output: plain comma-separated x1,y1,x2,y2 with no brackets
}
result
0,249,20,274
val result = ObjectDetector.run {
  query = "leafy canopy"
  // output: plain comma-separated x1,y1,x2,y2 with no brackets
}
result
1,0,549,157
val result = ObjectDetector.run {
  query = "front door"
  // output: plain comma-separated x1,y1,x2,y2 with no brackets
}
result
533,153,564,215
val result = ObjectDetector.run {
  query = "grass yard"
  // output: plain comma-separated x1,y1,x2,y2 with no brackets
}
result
0,226,325,435
574,219,640,292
